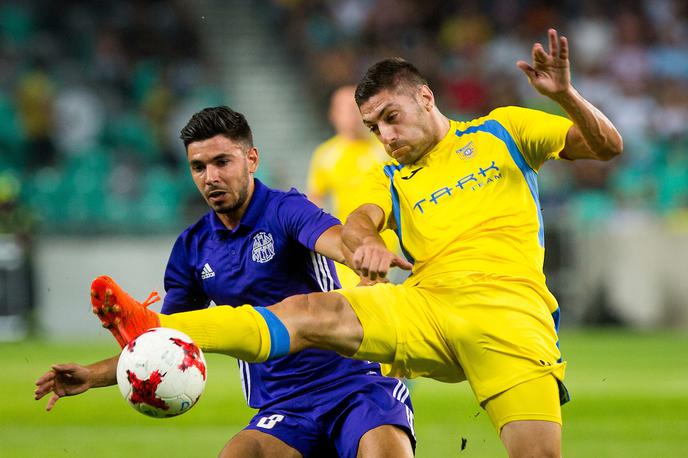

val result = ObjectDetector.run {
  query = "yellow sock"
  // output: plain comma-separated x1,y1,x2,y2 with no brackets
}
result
159,305,273,362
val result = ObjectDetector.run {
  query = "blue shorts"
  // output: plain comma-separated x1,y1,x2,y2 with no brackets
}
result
245,374,416,458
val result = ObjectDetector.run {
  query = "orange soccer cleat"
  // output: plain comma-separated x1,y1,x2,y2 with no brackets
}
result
91,275,161,348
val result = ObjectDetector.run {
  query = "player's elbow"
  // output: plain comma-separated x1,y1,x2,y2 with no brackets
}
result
596,134,623,161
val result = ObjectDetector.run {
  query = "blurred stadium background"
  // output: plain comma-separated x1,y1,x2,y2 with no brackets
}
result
1,0,686,456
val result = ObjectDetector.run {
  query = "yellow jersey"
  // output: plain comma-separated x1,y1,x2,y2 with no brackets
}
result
364,106,573,311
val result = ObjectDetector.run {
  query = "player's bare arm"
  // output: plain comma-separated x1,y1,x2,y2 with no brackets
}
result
34,355,118,411
313,224,346,265
313,223,387,286
343,204,412,281
308,192,326,210
517,28,623,161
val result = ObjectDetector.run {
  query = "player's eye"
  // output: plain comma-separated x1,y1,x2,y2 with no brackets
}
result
387,112,398,122
368,125,379,134
191,164,205,172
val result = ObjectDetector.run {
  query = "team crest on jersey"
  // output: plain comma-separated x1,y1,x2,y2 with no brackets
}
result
252,231,275,263
456,141,476,160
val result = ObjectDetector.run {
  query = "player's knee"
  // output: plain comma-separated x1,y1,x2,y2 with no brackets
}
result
300,292,343,338
508,443,560,458
218,433,260,458
277,293,322,324
501,421,561,458
275,293,331,340
358,425,414,458
278,292,359,353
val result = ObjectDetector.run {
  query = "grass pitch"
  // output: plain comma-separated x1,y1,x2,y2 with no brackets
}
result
2,329,686,457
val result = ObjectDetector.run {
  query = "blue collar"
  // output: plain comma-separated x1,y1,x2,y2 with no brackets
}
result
209,178,269,236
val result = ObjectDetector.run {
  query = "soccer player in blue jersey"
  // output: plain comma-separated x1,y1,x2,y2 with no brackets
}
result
35,106,415,458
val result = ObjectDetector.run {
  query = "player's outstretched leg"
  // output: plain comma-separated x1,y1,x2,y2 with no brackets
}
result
90,275,280,362
91,275,161,348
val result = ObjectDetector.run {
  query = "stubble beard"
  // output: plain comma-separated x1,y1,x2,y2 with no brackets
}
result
212,165,250,215
214,186,248,215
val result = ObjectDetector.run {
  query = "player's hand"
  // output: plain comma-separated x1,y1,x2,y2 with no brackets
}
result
352,239,413,282
356,276,390,287
34,363,94,411
517,28,571,98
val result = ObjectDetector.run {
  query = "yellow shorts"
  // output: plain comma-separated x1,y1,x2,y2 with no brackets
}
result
484,374,562,432
336,272,567,405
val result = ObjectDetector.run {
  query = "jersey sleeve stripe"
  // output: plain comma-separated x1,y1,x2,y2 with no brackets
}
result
383,164,416,263
310,251,335,291
316,253,335,291
310,251,327,291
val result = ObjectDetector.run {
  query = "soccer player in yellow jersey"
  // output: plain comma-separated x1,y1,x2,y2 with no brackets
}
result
307,85,396,287
308,85,387,220
87,29,622,457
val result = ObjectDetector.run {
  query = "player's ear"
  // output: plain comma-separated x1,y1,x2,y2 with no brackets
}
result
247,147,259,173
419,85,434,112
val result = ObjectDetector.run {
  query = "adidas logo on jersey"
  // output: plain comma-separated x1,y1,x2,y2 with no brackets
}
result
201,263,215,280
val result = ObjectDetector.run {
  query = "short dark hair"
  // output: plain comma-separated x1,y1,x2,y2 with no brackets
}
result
180,106,253,148
355,58,429,106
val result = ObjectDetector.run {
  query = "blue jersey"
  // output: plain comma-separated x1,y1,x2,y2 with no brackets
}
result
162,179,382,409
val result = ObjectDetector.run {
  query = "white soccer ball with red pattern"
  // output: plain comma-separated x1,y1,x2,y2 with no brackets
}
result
116,327,207,418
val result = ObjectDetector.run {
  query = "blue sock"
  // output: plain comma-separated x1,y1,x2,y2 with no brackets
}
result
254,307,291,360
